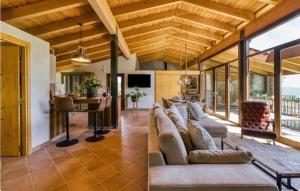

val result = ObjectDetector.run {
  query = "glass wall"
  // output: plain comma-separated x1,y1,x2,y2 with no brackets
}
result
280,44,300,143
215,66,226,116
229,61,239,123
205,70,214,111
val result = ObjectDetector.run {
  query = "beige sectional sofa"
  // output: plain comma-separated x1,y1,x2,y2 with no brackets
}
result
148,106,278,191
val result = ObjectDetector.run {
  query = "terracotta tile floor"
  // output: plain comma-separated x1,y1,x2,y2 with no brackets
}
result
1,110,149,191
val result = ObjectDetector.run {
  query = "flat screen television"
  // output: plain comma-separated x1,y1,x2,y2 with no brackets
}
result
128,74,151,88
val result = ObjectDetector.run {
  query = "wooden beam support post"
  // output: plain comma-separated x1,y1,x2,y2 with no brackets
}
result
111,34,118,128
88,0,131,59
274,48,281,138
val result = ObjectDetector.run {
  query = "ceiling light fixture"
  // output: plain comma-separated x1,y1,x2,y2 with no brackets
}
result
71,22,91,65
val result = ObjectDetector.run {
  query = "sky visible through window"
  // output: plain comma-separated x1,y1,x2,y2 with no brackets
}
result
249,15,300,97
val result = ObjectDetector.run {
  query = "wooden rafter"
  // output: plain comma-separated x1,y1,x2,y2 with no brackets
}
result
88,0,131,59
25,13,99,38
183,0,254,21
2,0,88,23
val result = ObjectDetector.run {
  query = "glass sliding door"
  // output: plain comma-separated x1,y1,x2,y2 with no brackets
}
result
280,43,300,143
205,70,214,111
215,66,226,117
229,61,239,123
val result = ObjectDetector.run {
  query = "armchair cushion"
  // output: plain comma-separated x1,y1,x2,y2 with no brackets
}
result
189,150,253,164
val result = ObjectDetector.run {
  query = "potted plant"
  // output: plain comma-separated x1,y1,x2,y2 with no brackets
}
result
79,78,102,98
126,87,146,102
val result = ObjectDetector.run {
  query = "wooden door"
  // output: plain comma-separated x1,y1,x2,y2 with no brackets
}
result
1,45,21,156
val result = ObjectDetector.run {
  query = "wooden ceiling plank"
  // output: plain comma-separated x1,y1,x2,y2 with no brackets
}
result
88,0,131,59
2,0,88,22
171,24,223,41
54,36,110,56
183,0,254,21
178,14,236,33
49,27,108,48
111,0,180,17
25,13,99,37
56,44,111,63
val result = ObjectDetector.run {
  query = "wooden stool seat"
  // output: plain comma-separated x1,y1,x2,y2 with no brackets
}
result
97,96,112,135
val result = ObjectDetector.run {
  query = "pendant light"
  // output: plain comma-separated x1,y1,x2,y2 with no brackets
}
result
71,23,91,65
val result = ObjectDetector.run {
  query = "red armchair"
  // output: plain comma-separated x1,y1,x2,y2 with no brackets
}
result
241,101,276,144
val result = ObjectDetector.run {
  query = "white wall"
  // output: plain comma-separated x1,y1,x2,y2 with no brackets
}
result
1,21,51,148
64,53,155,108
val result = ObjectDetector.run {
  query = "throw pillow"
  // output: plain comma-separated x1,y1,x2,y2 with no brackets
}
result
168,114,194,152
188,101,206,120
175,103,189,124
187,120,217,150
166,105,185,125
189,150,253,164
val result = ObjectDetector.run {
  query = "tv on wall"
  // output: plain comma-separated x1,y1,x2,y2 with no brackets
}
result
128,74,151,88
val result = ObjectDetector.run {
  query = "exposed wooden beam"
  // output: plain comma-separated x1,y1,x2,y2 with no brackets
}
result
171,28,213,47
178,14,236,33
111,0,180,17
56,44,111,63
49,27,108,48
256,0,279,5
25,13,99,38
2,0,88,23
88,0,131,59
183,0,254,21
118,11,175,30
54,35,110,55
171,24,223,41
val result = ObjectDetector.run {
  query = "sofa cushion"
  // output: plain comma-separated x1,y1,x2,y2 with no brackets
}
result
188,120,217,150
188,101,207,120
168,114,193,152
175,103,189,124
194,117,228,138
149,110,166,166
156,112,189,165
149,165,278,191
166,105,185,125
189,150,253,164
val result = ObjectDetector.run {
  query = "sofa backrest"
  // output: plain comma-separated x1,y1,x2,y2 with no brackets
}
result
149,110,166,166
154,107,189,165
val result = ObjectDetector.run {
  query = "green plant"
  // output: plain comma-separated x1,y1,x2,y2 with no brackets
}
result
79,78,102,90
126,87,146,99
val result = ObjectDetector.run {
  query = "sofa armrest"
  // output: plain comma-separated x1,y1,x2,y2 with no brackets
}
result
149,151,166,166
189,150,253,164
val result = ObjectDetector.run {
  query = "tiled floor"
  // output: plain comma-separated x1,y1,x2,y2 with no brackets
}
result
1,110,149,191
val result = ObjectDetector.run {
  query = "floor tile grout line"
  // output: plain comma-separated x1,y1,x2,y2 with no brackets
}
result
25,155,36,191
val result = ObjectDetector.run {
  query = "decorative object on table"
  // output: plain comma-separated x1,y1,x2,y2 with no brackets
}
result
79,78,102,98
102,87,110,97
241,101,276,144
126,86,146,109
71,23,91,65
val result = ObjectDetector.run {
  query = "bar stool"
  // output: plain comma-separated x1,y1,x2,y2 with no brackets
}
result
97,96,112,135
54,96,79,147
85,97,107,142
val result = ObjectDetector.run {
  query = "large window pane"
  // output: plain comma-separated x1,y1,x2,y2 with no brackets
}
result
248,51,275,118
205,70,214,111
280,44,300,143
230,61,239,123
216,66,226,116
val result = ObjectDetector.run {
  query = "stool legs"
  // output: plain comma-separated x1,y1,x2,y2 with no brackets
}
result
85,112,104,142
97,111,110,135
56,112,79,147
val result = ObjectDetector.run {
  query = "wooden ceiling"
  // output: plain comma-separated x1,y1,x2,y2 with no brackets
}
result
1,0,282,71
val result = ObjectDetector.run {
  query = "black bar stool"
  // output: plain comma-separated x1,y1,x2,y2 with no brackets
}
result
54,96,79,147
97,96,112,135
85,97,107,142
